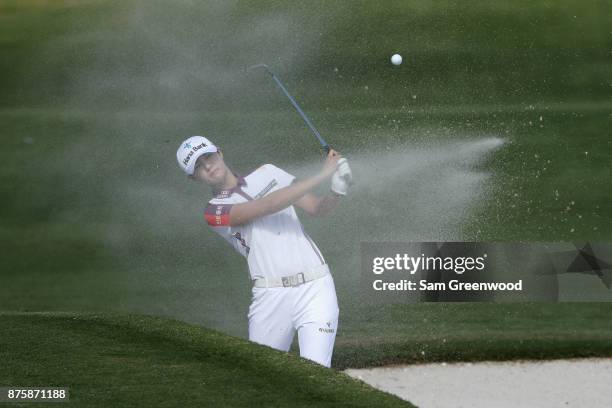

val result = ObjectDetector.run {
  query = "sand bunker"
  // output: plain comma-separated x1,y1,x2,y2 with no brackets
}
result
345,358,612,408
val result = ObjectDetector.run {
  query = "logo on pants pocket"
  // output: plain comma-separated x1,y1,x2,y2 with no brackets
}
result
318,321,335,334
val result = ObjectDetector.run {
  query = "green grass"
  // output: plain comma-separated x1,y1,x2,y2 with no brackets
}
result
334,302,612,369
2,304,612,406
0,312,413,407
1,0,611,109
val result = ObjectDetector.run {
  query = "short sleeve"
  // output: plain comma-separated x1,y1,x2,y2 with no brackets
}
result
267,164,296,187
204,203,233,226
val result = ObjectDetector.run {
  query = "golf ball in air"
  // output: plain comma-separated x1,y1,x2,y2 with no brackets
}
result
391,54,402,65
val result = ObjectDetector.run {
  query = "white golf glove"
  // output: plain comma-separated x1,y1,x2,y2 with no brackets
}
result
331,158,353,196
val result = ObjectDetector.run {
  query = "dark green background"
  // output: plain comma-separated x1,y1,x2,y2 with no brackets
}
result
1,1,611,337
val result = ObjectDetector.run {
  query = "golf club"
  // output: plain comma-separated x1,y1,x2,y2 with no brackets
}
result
248,63,331,153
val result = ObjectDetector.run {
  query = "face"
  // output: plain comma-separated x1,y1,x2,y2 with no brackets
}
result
192,151,226,186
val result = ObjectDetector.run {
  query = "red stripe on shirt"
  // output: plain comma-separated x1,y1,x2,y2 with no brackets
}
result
204,204,233,226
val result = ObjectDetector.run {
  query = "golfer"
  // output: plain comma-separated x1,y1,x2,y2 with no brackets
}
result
176,136,352,367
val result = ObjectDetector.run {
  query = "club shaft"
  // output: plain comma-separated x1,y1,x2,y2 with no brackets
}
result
265,70,330,152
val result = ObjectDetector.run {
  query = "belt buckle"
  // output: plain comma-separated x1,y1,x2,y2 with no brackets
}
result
282,273,305,287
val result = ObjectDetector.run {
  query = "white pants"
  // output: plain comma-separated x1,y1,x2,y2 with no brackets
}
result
248,273,339,367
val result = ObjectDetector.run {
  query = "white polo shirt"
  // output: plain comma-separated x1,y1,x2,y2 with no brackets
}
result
204,164,326,281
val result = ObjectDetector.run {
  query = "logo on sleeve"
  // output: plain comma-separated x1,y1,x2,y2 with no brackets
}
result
205,203,232,226
214,205,224,225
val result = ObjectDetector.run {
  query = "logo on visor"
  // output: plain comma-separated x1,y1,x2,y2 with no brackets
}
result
182,142,208,166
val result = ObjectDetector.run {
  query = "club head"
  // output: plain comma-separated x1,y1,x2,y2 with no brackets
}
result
247,63,269,71
247,63,272,76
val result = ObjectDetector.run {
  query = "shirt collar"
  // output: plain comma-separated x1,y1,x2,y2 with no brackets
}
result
213,173,246,198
